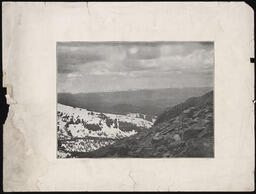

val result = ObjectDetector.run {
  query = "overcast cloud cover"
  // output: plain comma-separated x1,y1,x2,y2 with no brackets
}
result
57,42,214,93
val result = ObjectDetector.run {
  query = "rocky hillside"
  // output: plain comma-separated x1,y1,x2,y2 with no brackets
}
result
71,91,214,158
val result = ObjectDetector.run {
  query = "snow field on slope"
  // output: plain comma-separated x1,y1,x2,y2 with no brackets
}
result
57,103,153,139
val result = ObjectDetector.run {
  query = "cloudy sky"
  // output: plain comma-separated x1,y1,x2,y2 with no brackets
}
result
57,42,214,93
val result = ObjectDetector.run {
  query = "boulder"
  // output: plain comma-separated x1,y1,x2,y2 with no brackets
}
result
173,134,181,141
183,109,190,114
183,108,194,117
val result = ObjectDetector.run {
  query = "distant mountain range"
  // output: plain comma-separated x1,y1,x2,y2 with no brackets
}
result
58,87,212,116
69,91,214,158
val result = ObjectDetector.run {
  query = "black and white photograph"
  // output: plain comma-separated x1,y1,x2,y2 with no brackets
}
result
57,42,214,158
3,2,254,191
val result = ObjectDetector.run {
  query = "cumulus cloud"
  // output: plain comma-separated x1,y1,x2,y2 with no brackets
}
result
126,45,161,60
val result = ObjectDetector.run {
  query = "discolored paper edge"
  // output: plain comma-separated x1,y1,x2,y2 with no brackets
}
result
2,2,254,191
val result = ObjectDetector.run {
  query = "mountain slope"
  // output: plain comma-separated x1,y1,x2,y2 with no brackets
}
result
71,91,214,158
57,103,153,158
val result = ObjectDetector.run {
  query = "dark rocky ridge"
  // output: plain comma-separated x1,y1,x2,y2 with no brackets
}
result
71,91,214,158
